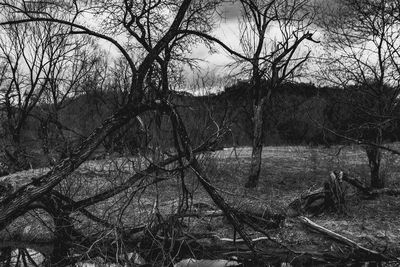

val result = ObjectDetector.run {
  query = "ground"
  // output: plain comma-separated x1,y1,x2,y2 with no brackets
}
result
204,145,400,262
1,145,400,265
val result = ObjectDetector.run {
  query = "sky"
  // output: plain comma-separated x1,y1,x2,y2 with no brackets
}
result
183,1,243,93
0,0,340,95
185,0,324,94
184,1,265,93
97,2,242,85
97,0,331,94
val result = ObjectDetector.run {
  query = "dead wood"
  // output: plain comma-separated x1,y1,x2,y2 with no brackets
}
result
152,231,349,266
343,173,400,197
169,106,255,251
189,164,255,251
342,173,370,194
288,171,346,215
299,216,393,261
287,170,400,216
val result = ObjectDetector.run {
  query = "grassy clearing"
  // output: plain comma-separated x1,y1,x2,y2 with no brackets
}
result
2,144,400,260
200,145,400,255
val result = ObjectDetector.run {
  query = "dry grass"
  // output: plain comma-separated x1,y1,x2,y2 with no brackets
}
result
2,144,400,261
202,145,400,256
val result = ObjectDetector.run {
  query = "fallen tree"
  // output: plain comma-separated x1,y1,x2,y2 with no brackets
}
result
3,167,399,266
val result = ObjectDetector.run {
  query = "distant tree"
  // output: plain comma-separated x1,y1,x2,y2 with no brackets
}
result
38,40,102,164
234,0,317,188
179,2,317,179
0,15,80,171
319,0,400,188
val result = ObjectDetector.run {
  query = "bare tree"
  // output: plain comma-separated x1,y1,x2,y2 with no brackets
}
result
236,0,317,188
176,0,317,188
319,0,400,189
36,37,102,165
0,0,184,228
0,18,70,172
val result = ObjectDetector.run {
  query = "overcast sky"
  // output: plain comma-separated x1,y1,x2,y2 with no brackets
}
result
185,0,326,93
99,0,329,94
185,1,243,90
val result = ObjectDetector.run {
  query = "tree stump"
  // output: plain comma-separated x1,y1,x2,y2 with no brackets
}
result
324,171,346,213
288,171,346,215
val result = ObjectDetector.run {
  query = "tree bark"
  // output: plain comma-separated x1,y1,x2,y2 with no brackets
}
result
246,97,266,188
32,192,88,266
366,145,383,189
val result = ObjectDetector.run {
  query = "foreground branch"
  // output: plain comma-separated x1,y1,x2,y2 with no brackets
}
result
0,104,152,230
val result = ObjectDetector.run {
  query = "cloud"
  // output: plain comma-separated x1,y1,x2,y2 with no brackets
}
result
218,1,241,22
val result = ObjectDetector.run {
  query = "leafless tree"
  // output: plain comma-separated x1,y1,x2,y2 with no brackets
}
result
229,0,317,187
37,38,101,164
177,0,317,188
240,0,317,188
0,20,53,171
318,0,400,188
0,3,100,172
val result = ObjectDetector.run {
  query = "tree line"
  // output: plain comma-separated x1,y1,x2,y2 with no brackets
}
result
3,78,400,182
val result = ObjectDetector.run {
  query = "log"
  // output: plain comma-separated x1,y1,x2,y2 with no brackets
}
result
299,216,392,261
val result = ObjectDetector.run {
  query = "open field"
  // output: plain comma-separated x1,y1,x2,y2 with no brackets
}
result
2,145,400,265
177,145,398,266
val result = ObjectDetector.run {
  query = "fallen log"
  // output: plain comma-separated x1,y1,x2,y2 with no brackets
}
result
299,216,393,261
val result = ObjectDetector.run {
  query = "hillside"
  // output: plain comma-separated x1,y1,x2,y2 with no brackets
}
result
3,81,400,170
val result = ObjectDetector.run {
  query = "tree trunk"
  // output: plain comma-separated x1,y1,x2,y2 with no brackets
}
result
49,213,74,266
0,103,151,231
366,145,383,189
245,97,266,188
41,193,84,266
38,117,55,166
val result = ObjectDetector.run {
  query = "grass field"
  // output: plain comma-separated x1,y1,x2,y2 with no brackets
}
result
2,144,400,264
202,145,400,256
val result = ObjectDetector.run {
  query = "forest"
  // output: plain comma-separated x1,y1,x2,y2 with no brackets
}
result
0,0,400,266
